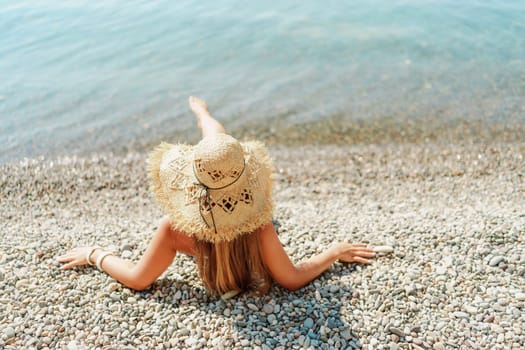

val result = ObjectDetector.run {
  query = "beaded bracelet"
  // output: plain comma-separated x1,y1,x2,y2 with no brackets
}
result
85,246,101,266
96,251,114,271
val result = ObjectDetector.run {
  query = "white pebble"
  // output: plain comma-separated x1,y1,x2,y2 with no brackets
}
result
67,340,78,350
433,342,445,350
4,326,15,339
373,245,394,254
463,304,477,314
106,283,121,293
488,256,505,267
220,290,240,301
515,292,525,301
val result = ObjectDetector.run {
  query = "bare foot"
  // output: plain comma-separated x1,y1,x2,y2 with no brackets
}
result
188,96,226,136
189,96,210,118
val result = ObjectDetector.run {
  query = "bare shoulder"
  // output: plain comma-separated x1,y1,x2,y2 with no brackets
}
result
159,216,197,257
258,222,285,257
171,229,197,257
258,222,279,242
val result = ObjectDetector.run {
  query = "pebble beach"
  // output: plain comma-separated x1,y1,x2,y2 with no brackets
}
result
1,126,524,349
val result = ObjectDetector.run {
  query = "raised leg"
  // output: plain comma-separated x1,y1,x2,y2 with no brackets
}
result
189,96,227,138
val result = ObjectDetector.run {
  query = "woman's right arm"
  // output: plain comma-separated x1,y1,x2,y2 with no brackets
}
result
258,223,375,291
57,217,194,291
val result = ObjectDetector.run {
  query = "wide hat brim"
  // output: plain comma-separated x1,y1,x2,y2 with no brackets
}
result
148,138,274,243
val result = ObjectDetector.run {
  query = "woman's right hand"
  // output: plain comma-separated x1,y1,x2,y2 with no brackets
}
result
56,246,100,269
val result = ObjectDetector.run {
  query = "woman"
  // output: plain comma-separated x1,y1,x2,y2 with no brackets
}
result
57,97,375,296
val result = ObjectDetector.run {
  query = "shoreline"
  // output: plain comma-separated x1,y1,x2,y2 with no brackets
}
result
3,116,524,165
1,140,524,349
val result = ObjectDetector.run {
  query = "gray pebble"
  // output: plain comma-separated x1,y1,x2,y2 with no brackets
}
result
121,244,133,251
329,285,339,293
297,335,305,346
340,328,352,340
247,303,258,311
453,311,469,319
389,327,405,337
303,337,311,347
109,293,120,301
262,304,273,314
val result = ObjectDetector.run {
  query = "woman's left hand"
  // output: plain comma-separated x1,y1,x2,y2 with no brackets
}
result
337,243,376,264
56,247,98,269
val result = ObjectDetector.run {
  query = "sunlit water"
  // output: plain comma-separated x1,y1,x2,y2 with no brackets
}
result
1,0,524,161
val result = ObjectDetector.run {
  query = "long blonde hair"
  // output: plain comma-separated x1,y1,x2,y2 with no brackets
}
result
194,228,271,295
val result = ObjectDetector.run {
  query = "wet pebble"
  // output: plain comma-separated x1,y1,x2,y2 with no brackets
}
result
304,318,314,329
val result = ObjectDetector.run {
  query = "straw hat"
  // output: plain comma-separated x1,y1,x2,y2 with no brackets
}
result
148,133,274,243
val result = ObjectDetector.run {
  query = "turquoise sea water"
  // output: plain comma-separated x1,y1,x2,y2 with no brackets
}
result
1,0,524,161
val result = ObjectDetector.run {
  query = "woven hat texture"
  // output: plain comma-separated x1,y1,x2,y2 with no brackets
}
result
148,133,274,243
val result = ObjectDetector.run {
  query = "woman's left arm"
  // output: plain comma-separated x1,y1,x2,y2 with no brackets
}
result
57,218,184,291
258,223,375,291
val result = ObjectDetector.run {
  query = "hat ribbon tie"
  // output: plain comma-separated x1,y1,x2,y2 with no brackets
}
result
192,161,246,234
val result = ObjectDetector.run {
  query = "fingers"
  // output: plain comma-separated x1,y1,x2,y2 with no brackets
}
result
56,254,75,262
338,243,377,264
56,255,77,269
354,256,374,264
345,246,376,257
61,261,80,270
359,250,376,258
342,253,375,263
345,243,374,251
56,247,87,269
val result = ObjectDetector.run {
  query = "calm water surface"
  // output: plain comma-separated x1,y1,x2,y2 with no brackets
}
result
1,0,524,161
